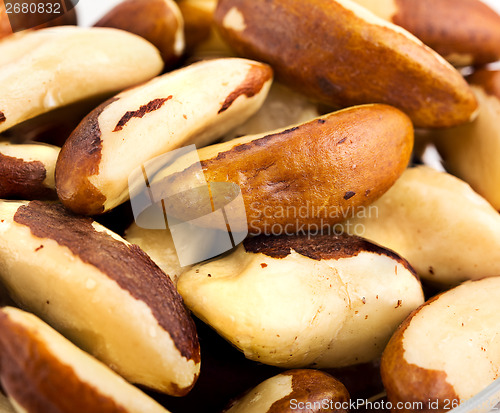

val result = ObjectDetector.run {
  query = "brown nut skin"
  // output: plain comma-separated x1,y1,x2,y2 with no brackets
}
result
0,0,77,40
381,277,500,412
214,0,478,128
223,370,350,413
95,0,183,69
155,104,413,235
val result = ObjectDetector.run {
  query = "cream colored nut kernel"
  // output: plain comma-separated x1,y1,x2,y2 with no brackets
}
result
214,0,478,128
350,0,500,66
0,393,15,413
177,233,424,368
222,82,320,142
342,166,500,287
55,58,273,215
223,370,349,413
124,222,187,285
381,277,500,411
0,200,200,396
0,26,163,133
0,142,59,200
95,0,185,69
0,307,171,413
433,69,500,211
151,104,413,235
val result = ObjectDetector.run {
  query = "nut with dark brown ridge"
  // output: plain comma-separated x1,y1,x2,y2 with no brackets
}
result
177,233,424,368
95,0,184,69
0,26,163,134
214,0,478,128
351,0,500,67
151,104,413,235
0,307,172,413
381,277,500,412
55,58,273,215
433,69,500,211
0,0,77,40
342,166,500,287
0,142,59,200
223,370,350,413
0,200,200,396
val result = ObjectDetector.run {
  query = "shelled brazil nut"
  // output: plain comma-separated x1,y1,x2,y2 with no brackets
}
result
55,58,273,215
150,104,413,235
95,0,184,69
381,277,500,411
350,0,500,66
0,142,59,200
433,69,500,211
342,166,500,287
0,26,163,133
0,200,200,395
0,307,171,413
214,0,478,128
222,370,350,413
177,233,424,368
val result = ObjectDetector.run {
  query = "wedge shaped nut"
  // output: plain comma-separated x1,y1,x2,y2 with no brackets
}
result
0,307,171,413
0,393,14,413
343,166,500,286
0,26,163,133
381,277,500,410
0,200,200,395
124,222,186,284
0,0,77,40
0,142,59,200
177,233,424,368
152,104,413,235
214,0,478,128
433,69,500,210
351,0,500,66
223,370,349,413
95,0,184,69
55,58,273,215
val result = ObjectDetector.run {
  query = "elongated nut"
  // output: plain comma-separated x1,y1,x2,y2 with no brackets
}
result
95,0,184,69
0,26,163,133
177,233,424,368
214,0,478,128
152,104,413,235
55,58,273,215
0,307,171,413
343,166,500,286
223,370,350,413
0,0,77,40
0,142,59,200
350,0,500,66
0,392,15,413
124,222,186,284
0,200,200,395
381,277,500,411
433,69,500,210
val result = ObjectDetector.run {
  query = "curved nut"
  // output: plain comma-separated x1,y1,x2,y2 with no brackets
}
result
0,393,14,413
433,69,500,210
214,0,478,128
0,307,171,413
343,166,500,286
124,222,187,284
0,142,59,200
0,200,200,395
381,277,500,410
177,233,424,368
0,0,77,40
55,58,273,215
95,0,184,69
223,370,350,413
351,0,500,66
152,104,413,235
0,26,163,133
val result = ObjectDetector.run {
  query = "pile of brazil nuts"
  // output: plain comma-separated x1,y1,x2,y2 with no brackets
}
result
1,0,500,412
